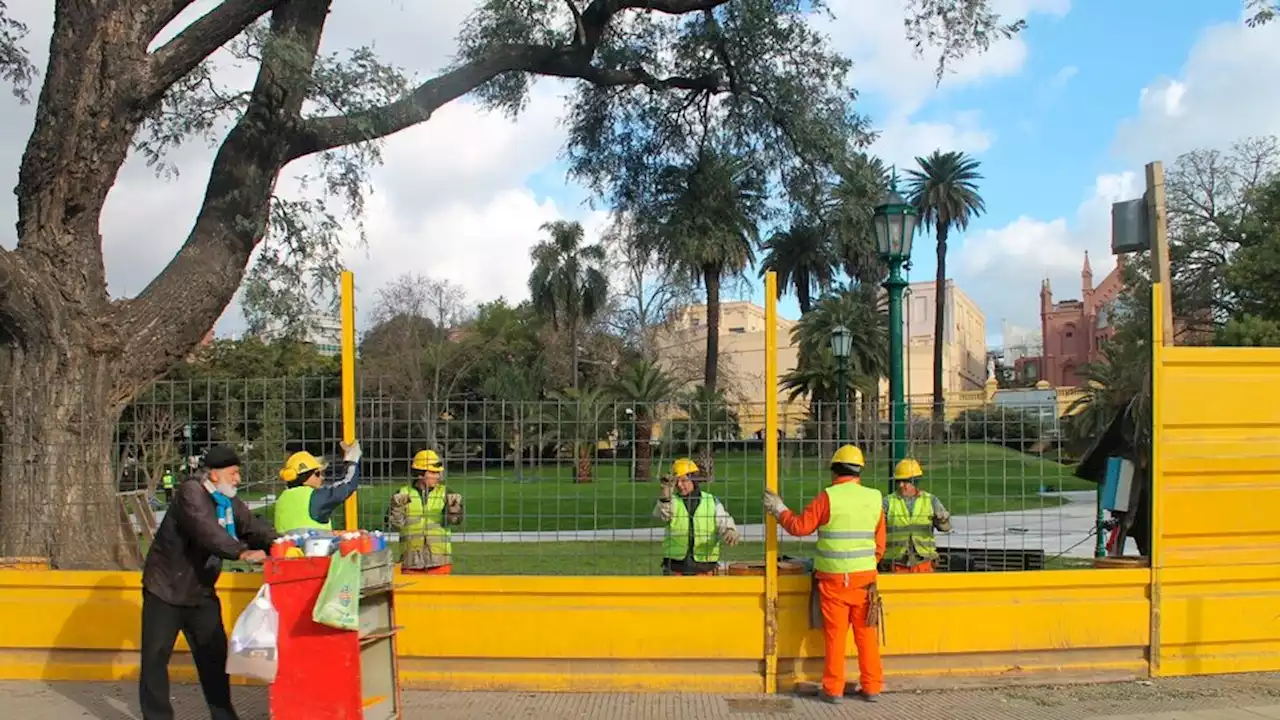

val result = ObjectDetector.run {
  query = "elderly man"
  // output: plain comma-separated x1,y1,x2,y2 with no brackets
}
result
140,446,277,720
654,458,741,576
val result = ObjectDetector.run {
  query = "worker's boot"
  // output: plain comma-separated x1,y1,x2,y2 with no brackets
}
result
818,690,843,705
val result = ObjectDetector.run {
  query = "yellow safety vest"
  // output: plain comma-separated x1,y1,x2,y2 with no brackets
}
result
399,485,451,565
274,486,332,534
663,492,721,563
814,482,882,574
885,492,938,563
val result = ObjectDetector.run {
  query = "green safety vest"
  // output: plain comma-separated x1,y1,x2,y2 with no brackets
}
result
885,492,938,563
814,482,882,574
274,486,332,533
399,485,451,565
662,492,721,563
161,473,174,489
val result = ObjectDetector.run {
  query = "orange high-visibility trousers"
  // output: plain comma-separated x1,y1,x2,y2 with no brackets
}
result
818,577,883,698
891,560,934,573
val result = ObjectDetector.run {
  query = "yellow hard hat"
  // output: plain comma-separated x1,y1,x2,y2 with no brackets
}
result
671,458,699,479
893,458,924,481
412,449,444,473
830,445,865,468
280,451,325,483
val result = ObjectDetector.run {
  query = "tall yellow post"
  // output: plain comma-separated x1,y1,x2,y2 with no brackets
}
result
1149,283,1166,675
763,271,779,694
340,270,359,531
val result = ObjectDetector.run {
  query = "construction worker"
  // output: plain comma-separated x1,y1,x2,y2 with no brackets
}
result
387,449,463,574
654,458,741,576
140,446,276,720
763,444,885,705
273,441,363,534
161,468,175,504
884,458,952,573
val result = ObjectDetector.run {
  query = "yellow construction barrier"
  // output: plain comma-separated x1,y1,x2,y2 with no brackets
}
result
0,568,1152,691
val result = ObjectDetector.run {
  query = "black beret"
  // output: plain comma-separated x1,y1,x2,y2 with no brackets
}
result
203,445,242,470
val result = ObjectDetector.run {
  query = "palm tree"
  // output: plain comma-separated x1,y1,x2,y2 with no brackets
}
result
759,224,838,314
905,151,986,429
528,220,609,390
648,149,765,392
783,286,889,451
542,387,613,484
610,360,677,481
828,154,891,284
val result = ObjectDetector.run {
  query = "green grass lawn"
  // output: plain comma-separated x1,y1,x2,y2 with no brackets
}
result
218,541,1093,576
239,442,1090,535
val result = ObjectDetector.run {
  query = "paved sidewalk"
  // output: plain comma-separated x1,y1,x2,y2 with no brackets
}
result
6,674,1280,719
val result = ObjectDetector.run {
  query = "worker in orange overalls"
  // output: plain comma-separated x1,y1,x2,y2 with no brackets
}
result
883,458,951,573
764,444,885,705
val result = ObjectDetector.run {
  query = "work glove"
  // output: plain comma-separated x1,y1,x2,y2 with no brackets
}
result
445,492,464,524
659,475,673,500
341,440,363,464
762,490,789,518
722,527,742,547
390,491,411,508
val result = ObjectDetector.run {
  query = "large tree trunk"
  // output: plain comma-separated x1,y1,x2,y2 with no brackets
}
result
702,264,721,392
0,2,334,568
932,225,950,438
634,418,653,481
0,348,135,568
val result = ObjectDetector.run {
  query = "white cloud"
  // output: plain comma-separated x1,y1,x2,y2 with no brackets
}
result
872,110,994,168
824,0,1067,164
0,1,600,337
955,172,1138,333
1112,19,1280,163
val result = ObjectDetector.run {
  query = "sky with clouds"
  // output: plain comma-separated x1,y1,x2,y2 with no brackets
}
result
1,1,1277,347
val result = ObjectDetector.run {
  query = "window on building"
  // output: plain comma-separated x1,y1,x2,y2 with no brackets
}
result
1024,363,1039,381
729,327,745,334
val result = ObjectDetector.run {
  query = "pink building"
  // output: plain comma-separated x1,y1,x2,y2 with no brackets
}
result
1017,252,1124,387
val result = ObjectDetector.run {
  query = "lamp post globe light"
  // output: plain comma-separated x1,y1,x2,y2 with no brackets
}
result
874,171,919,471
829,324,853,444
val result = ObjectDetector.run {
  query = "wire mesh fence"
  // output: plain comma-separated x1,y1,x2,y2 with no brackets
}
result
1,377,1105,573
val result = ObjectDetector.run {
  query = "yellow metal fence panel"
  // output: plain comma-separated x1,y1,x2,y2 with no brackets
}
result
1154,342,1280,676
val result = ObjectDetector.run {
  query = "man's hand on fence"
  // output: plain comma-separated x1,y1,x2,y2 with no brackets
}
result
762,491,788,518
340,440,362,464
722,527,741,547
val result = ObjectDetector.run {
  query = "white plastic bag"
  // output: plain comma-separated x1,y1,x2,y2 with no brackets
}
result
226,584,279,682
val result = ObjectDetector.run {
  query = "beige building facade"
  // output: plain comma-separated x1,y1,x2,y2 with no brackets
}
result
889,280,988,402
655,283,988,436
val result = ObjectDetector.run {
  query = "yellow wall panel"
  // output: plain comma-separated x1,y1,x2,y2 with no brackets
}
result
1154,343,1280,676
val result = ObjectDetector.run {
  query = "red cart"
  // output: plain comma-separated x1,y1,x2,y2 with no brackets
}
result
262,549,401,720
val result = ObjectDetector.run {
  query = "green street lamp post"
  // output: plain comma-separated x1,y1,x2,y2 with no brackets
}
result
874,172,920,472
830,324,853,445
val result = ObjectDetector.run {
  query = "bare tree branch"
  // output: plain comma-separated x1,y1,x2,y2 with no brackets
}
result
287,0,732,159
110,0,332,400
145,0,284,102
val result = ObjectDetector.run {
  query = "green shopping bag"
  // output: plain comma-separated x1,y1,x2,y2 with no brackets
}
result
312,550,363,631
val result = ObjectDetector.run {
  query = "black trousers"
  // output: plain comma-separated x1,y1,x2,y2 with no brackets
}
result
139,590,240,720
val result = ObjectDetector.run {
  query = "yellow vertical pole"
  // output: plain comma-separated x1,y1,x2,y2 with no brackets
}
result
1149,283,1165,676
763,271,780,694
1146,161,1174,346
340,270,358,531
